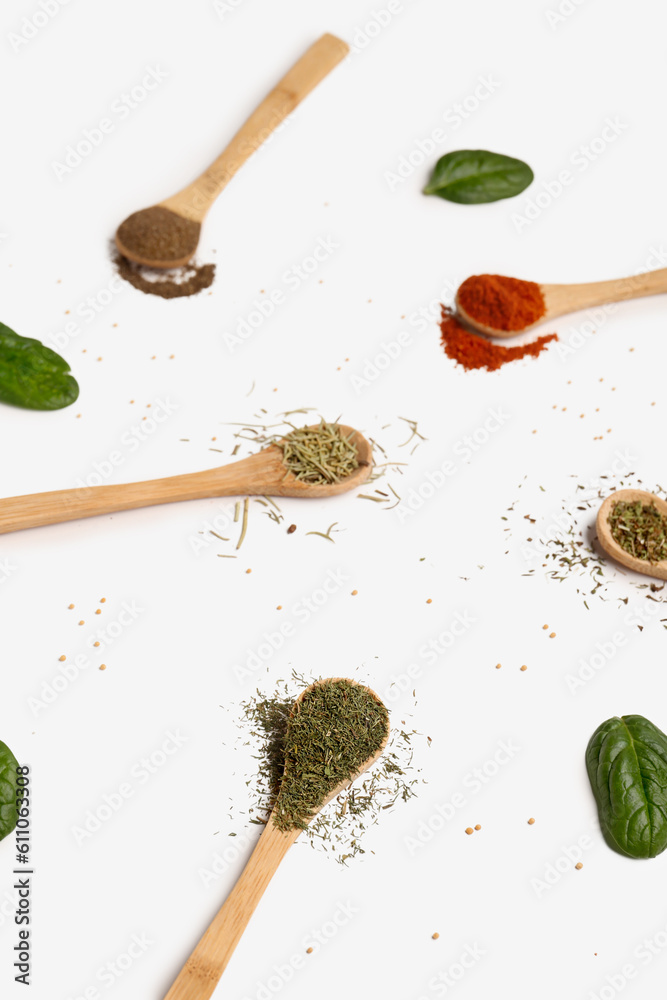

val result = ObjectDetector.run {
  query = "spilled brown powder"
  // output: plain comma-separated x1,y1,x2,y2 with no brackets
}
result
113,254,215,299
116,206,200,264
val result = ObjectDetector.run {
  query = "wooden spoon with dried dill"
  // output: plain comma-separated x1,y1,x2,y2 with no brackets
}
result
162,679,389,1000
597,489,667,581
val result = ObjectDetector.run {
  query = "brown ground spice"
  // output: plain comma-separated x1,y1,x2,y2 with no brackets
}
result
113,254,215,299
440,306,556,372
458,274,545,331
116,206,200,264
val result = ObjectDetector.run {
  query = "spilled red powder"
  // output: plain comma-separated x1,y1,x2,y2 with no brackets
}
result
458,274,545,331
440,307,557,372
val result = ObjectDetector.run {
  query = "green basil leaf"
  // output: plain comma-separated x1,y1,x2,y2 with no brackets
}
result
423,149,534,204
586,714,667,859
0,740,20,843
0,322,79,410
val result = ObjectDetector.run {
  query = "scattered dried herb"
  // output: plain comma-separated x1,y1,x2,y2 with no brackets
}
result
609,501,667,563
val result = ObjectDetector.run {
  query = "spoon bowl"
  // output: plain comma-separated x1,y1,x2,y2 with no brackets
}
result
162,678,389,1000
0,425,373,534
597,489,667,581
456,267,667,339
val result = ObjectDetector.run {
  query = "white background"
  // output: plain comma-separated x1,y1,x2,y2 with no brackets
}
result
2,0,667,998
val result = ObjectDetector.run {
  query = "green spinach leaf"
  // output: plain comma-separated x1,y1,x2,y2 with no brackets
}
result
0,322,79,410
0,740,20,843
423,149,534,204
586,714,667,859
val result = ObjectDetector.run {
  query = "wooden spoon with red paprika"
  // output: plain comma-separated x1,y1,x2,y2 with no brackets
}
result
455,269,667,339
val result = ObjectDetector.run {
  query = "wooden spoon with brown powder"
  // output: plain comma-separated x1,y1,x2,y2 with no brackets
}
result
115,34,349,268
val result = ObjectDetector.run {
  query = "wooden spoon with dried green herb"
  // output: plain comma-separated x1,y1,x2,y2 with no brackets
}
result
597,489,667,580
0,421,372,535
162,679,389,1000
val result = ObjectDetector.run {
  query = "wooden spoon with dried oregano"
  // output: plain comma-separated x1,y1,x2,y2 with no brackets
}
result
597,489,667,581
162,679,390,1000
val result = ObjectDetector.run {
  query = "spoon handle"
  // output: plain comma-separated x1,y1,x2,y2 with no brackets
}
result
161,33,349,222
543,267,667,317
163,822,300,1000
0,453,272,535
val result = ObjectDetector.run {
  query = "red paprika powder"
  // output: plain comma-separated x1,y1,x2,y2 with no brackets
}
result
458,274,545,331
439,307,556,372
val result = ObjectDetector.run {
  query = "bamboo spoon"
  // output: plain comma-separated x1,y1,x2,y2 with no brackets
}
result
115,33,349,268
456,268,667,339
597,489,667,581
162,678,389,1000
0,425,371,535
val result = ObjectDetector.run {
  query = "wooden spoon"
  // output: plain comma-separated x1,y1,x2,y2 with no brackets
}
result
456,268,667,339
115,33,349,268
0,425,371,535
162,678,389,1000
597,489,667,581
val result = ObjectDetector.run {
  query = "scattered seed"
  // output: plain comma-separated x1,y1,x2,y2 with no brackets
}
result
432,932,440,940
287,524,297,534
95,609,101,615
575,862,583,870
68,603,74,610
78,620,85,626
351,590,358,596
528,817,535,825
306,947,313,954
465,827,473,835
474,824,481,831
58,655,66,662
495,663,502,670
549,632,556,638
520,665,527,672
99,664,107,671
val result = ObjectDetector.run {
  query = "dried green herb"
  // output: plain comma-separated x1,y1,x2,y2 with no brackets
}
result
609,501,667,563
277,420,359,485
239,675,420,861
272,679,389,832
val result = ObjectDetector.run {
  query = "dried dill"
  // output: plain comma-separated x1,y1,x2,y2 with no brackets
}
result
609,501,667,563
277,420,359,485
273,679,389,832
239,676,421,862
